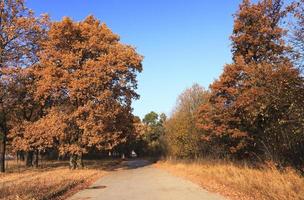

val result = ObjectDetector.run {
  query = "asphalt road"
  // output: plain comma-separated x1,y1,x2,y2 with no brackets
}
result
68,160,225,200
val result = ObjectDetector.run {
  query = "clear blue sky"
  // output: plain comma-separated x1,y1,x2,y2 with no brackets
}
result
27,0,242,118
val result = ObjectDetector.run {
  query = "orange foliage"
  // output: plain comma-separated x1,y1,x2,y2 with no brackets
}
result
0,0,48,172
31,16,143,160
197,0,304,165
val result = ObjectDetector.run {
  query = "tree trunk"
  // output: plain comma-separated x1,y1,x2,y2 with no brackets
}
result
19,151,25,161
69,154,84,169
33,149,39,168
77,153,84,168
25,151,34,167
69,154,77,169
0,133,6,173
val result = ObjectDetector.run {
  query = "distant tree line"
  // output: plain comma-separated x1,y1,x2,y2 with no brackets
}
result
163,0,304,170
0,0,142,172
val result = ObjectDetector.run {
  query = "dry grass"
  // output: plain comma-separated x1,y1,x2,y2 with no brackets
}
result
0,159,120,200
155,159,304,200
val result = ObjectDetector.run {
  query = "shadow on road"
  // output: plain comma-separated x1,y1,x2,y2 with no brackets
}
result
87,185,107,190
103,159,155,171
122,160,152,169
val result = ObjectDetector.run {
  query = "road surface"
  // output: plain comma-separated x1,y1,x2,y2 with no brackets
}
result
68,160,225,200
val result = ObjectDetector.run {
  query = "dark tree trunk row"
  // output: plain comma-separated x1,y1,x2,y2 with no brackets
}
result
34,149,39,168
17,151,25,161
24,150,40,168
25,151,34,167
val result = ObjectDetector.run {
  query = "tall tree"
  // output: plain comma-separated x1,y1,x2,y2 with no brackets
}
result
33,16,142,168
198,0,304,165
7,68,43,167
0,0,47,172
290,0,304,70
143,111,159,126
137,111,166,156
231,0,290,64
165,84,209,158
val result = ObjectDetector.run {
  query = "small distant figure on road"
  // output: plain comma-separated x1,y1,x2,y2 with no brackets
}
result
131,150,137,158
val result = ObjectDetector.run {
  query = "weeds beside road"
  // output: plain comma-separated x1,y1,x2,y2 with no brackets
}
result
155,159,304,200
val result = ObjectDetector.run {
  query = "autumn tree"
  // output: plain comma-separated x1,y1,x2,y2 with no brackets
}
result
9,90,64,168
165,84,209,158
231,0,291,64
7,68,41,167
128,116,150,157
33,16,142,169
0,0,48,172
136,111,166,156
198,0,304,165
290,0,304,70
112,114,149,158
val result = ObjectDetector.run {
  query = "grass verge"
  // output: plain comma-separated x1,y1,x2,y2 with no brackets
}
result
155,159,304,200
0,159,120,200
